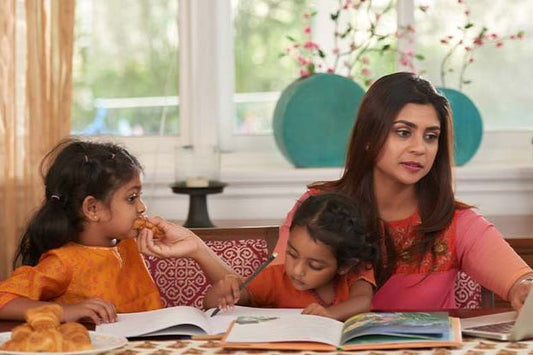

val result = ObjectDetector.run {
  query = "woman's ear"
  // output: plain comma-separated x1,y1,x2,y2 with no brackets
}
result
81,195,101,222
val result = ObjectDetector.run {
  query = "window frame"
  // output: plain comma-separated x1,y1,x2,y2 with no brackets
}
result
97,0,531,175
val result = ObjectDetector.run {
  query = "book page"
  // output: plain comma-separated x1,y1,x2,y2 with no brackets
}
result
224,314,343,347
340,312,452,345
207,306,303,334
96,306,211,337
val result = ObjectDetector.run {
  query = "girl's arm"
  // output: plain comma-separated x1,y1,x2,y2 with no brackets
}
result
137,216,237,284
0,297,116,324
203,274,252,310
302,279,373,321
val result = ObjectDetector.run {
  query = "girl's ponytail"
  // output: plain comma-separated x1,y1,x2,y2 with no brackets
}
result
13,138,142,268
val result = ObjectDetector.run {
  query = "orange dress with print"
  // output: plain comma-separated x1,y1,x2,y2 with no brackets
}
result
0,238,162,312
246,264,375,308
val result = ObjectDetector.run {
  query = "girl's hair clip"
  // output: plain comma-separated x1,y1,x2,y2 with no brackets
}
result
51,194,61,201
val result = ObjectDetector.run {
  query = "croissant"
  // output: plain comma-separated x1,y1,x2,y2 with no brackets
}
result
26,304,62,330
59,322,91,351
133,217,164,238
10,323,33,341
0,303,93,352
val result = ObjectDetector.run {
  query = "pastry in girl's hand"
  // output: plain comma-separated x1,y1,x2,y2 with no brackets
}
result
133,217,164,238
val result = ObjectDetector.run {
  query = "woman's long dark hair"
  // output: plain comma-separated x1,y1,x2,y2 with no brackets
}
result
290,193,376,270
13,138,142,267
312,72,470,285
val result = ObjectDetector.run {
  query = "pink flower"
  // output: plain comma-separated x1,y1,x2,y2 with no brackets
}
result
333,48,340,55
361,57,370,65
303,25,311,35
496,41,503,48
361,68,371,77
300,69,311,78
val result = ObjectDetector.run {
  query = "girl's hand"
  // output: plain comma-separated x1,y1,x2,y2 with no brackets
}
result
61,298,117,324
212,274,244,312
508,274,533,310
137,216,202,258
301,303,334,319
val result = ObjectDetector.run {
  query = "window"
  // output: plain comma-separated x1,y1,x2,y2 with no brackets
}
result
415,0,533,130
72,0,179,136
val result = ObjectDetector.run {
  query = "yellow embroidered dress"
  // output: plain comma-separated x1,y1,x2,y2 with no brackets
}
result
0,239,162,312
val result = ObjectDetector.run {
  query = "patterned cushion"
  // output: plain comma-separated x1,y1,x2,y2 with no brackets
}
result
144,239,269,308
454,271,482,309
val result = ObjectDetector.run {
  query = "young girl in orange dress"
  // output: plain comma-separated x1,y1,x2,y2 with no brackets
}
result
203,193,376,321
0,139,233,324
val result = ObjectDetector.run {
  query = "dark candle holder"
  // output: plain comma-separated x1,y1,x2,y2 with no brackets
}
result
170,180,227,228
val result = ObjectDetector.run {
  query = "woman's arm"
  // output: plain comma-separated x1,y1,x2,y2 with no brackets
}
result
456,209,532,308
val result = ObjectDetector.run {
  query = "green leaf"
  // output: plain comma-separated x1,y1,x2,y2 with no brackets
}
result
286,35,296,42
330,10,340,21
464,23,474,29
318,49,326,58
308,63,315,73
415,54,425,60
462,80,472,85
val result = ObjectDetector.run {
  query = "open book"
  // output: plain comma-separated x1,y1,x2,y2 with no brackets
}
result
95,305,302,338
222,312,462,351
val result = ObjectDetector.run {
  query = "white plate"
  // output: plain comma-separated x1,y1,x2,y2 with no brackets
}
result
0,331,127,355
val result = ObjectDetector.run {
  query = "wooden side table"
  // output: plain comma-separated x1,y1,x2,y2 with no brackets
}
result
170,181,227,228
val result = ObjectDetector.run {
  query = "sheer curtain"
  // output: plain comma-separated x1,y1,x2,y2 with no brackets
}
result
0,0,74,279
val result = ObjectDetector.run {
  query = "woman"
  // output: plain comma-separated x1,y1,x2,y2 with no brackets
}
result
273,72,533,311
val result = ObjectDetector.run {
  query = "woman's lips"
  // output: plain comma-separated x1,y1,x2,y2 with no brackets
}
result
401,161,423,172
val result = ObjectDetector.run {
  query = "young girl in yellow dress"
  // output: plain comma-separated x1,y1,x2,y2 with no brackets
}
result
0,138,232,324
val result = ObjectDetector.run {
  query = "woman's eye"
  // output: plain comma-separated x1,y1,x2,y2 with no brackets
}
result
395,129,411,138
424,133,439,141
286,250,297,259
128,194,138,203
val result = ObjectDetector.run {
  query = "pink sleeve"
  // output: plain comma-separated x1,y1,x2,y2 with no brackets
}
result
456,209,532,300
272,190,313,265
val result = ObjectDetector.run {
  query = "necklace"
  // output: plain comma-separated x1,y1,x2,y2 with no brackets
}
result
309,278,339,307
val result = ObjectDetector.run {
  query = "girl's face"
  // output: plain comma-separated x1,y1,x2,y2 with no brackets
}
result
285,226,339,293
101,172,147,240
373,103,441,188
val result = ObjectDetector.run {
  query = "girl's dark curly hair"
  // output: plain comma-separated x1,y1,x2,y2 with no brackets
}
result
290,193,377,269
13,138,142,268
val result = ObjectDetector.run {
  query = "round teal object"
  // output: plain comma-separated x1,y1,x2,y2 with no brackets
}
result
273,73,365,167
438,87,483,166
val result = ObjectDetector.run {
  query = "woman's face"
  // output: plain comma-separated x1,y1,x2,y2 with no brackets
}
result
373,103,441,188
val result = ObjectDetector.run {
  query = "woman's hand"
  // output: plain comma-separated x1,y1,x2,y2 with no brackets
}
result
301,303,334,319
61,298,117,324
508,274,533,310
136,216,202,259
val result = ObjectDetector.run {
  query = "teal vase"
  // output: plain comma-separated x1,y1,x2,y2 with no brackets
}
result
438,87,483,166
273,73,365,167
